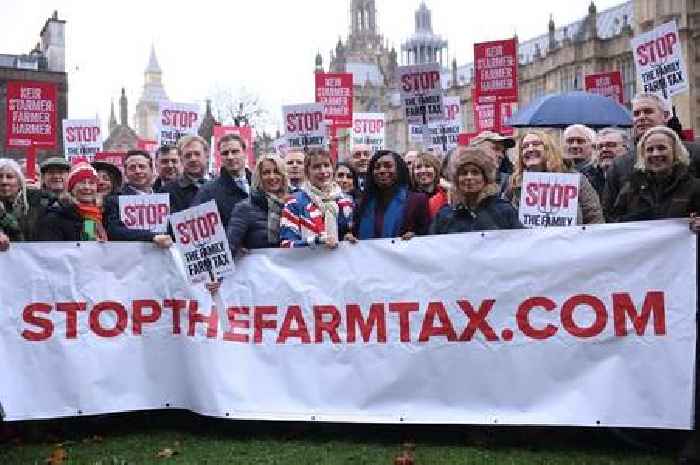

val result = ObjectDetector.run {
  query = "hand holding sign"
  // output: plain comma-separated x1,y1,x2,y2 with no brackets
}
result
170,200,235,284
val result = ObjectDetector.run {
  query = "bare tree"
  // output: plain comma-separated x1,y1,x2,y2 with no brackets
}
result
208,85,272,129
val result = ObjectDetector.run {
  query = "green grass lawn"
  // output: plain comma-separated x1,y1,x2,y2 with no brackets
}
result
0,411,685,465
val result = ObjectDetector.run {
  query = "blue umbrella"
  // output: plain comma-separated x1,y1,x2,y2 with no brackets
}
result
507,91,632,129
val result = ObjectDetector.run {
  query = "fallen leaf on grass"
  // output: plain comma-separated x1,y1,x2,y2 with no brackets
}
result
156,448,179,459
46,446,68,465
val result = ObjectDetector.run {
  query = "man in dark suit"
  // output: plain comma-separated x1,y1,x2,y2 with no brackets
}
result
103,150,172,248
191,134,251,230
161,135,210,214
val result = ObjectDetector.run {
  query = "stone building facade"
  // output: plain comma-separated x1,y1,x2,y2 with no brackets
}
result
0,11,68,162
320,0,700,155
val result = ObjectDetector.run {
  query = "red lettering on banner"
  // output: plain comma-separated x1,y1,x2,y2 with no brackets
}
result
124,204,169,228
314,305,342,343
56,302,87,339
176,213,219,245
286,112,323,132
636,33,679,66
163,299,186,334
161,110,198,128
457,300,498,341
223,306,250,342
65,126,100,143
389,302,419,342
277,305,311,343
89,301,128,338
612,291,666,336
22,303,53,341
516,297,558,340
346,303,387,343
525,183,578,208
401,71,441,93
254,306,277,343
187,300,217,338
560,294,607,338
132,300,162,335
418,301,457,342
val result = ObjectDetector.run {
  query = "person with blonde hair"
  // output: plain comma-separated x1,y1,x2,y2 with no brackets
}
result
0,159,36,250
411,152,448,220
505,130,604,225
429,147,521,234
610,125,700,223
227,153,291,255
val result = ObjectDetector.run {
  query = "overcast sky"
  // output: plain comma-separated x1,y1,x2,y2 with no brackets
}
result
2,0,625,134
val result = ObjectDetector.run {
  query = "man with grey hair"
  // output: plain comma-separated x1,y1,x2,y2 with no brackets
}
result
563,124,596,169
579,128,629,198
602,93,700,219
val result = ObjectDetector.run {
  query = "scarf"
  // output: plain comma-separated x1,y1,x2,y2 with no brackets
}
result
303,181,343,243
265,192,287,245
358,186,408,239
0,199,23,241
75,203,108,241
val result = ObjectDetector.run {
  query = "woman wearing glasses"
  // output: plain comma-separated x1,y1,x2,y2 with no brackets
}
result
504,130,604,225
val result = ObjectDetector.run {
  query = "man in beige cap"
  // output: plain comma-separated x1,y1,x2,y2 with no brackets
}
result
40,157,71,199
469,131,515,193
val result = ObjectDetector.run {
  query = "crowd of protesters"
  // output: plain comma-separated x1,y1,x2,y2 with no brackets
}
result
0,91,698,463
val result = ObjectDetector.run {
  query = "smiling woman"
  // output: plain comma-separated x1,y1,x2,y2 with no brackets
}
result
610,125,700,223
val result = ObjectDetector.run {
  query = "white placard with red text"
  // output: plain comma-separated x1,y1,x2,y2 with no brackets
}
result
519,172,580,228
631,20,689,99
283,103,326,149
118,194,170,233
169,200,234,283
352,113,385,152
398,64,444,124
156,101,201,147
0,222,696,428
62,119,103,162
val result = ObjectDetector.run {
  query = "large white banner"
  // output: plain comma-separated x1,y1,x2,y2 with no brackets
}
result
0,221,696,428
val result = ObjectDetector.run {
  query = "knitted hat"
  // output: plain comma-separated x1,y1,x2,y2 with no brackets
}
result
452,147,498,184
66,162,98,192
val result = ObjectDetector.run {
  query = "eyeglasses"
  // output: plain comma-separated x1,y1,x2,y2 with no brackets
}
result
594,142,622,150
521,140,544,149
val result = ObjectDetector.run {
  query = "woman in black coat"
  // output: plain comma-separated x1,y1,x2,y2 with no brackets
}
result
430,147,522,235
226,154,290,255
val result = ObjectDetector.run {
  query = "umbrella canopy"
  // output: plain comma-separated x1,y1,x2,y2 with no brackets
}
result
507,91,632,129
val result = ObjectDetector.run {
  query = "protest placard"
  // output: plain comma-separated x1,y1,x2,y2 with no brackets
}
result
584,71,624,104
631,20,688,99
473,38,518,135
352,113,384,152
63,119,102,162
315,72,353,129
5,80,57,149
170,200,235,283
398,63,443,124
156,101,201,147
519,172,580,228
118,194,170,233
283,103,326,149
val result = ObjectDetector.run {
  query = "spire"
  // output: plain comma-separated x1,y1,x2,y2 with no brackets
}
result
109,99,117,133
119,88,128,127
146,44,161,74
315,51,323,72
